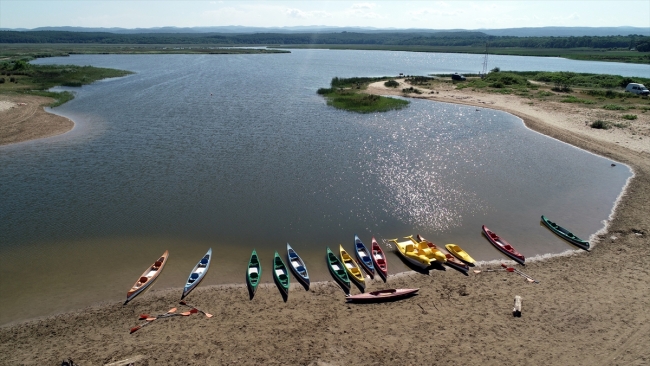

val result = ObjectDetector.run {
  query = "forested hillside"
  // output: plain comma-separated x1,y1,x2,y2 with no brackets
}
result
1,30,649,51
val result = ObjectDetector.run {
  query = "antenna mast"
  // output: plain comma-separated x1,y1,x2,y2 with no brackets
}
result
481,42,489,78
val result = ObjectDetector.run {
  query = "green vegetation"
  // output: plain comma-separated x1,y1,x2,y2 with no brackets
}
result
0,31,647,64
590,120,611,129
603,104,626,110
0,59,132,106
402,87,423,94
622,114,638,120
384,80,399,88
318,77,409,113
560,96,595,104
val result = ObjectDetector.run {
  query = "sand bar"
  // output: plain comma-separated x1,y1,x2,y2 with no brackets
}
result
0,83,648,365
0,94,74,146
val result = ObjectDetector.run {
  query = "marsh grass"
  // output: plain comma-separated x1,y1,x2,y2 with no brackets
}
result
603,104,626,110
561,96,596,104
319,89,409,113
0,61,132,107
622,114,638,120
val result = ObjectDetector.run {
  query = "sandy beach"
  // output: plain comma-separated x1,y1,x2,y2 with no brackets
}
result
0,94,74,146
0,82,648,365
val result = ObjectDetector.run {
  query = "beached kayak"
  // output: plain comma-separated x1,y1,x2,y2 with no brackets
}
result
416,235,467,272
327,247,351,290
390,237,437,269
541,215,590,251
346,288,419,303
354,235,375,278
286,243,310,290
340,244,365,290
371,237,388,280
444,244,476,266
246,249,262,297
125,250,169,305
482,225,525,265
181,248,212,300
272,251,290,296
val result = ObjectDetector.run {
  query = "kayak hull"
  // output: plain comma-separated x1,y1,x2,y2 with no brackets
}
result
181,248,212,300
346,288,419,303
541,215,590,251
125,250,169,305
371,237,388,280
482,225,526,265
354,235,375,279
287,243,310,290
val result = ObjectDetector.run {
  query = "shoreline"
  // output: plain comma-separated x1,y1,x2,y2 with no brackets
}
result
1,84,649,365
0,94,74,146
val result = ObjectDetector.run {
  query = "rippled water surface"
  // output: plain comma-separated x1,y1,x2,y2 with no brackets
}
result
0,50,635,324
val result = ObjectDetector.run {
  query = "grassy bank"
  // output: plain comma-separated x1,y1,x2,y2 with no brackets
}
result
281,44,650,64
0,44,289,62
318,77,409,113
0,59,133,106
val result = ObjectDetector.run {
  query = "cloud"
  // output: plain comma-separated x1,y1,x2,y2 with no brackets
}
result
351,3,376,10
285,8,331,19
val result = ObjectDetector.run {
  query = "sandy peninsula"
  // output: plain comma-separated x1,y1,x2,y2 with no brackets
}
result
0,81,648,365
0,94,74,146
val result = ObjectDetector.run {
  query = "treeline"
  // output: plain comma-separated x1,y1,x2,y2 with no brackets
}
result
1,30,649,51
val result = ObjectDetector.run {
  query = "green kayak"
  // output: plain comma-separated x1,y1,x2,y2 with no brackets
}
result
541,215,590,251
246,249,262,297
272,251,290,295
326,247,351,290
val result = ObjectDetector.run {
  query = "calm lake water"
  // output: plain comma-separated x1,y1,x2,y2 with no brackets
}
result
0,50,637,325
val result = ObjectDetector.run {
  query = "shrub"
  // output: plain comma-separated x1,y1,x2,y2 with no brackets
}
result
9,77,15,82
317,88,333,95
590,120,610,129
384,80,399,88
622,114,637,120
603,104,625,110
537,91,553,97
491,67,500,73
561,96,595,104
402,87,422,94
0,78,4,84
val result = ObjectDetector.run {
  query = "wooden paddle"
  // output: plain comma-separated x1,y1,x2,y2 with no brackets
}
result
501,263,539,283
179,300,213,318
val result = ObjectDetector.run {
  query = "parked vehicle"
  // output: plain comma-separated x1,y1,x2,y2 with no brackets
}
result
451,73,466,81
625,83,649,96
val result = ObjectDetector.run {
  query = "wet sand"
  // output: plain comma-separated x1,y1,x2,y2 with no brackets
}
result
0,86,649,365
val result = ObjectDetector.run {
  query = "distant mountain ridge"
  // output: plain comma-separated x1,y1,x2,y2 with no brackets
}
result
2,26,649,37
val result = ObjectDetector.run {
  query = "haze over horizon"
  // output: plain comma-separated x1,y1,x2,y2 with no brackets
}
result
2,1,649,30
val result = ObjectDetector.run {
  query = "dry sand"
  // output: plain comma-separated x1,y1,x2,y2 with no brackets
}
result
0,94,74,146
0,86,648,365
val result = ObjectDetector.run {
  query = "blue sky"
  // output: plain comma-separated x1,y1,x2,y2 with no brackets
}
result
1,1,649,29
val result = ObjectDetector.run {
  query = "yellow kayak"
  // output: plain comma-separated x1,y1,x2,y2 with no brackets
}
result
409,235,447,264
445,244,476,265
339,245,365,288
389,237,438,269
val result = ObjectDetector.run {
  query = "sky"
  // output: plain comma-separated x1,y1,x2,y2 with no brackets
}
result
1,0,649,30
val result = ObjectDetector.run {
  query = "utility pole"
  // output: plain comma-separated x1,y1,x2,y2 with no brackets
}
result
481,42,489,78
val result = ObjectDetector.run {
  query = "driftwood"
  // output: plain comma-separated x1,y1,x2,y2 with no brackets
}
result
513,295,522,317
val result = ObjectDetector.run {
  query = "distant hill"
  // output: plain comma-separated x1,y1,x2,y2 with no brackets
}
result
1,26,649,37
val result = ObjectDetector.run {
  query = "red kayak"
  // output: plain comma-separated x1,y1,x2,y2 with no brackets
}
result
371,237,388,280
346,288,418,303
482,225,525,265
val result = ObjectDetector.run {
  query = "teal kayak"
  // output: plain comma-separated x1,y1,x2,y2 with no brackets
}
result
541,215,590,251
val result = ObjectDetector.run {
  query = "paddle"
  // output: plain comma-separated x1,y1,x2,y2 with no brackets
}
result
179,300,213,318
130,308,192,334
501,263,539,284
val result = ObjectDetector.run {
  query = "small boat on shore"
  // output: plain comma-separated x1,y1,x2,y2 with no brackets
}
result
340,244,365,290
346,288,419,303
287,243,310,290
125,250,169,305
246,249,262,297
326,247,351,290
272,251,290,296
482,225,525,265
354,235,375,278
444,244,476,266
181,248,212,300
390,237,437,269
412,235,447,264
371,237,388,280
541,215,590,250
417,235,467,272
